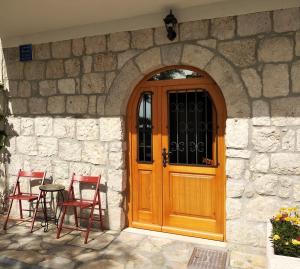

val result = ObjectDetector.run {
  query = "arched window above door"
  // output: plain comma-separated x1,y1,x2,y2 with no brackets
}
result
148,68,203,81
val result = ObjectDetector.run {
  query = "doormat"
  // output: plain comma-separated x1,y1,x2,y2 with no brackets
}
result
187,247,228,269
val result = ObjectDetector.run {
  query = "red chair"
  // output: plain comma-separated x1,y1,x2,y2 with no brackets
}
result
56,173,103,244
3,169,46,232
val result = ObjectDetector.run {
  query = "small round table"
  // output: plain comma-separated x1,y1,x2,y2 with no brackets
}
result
39,184,65,232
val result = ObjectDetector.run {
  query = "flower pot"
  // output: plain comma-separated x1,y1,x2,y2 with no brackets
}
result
267,222,300,269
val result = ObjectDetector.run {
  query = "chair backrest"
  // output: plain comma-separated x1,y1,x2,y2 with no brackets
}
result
68,173,101,202
18,170,46,180
13,170,46,195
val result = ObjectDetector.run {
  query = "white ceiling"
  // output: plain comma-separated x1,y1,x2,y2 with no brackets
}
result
0,0,300,47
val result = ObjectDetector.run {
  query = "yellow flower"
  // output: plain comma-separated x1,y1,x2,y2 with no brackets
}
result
292,239,300,245
273,234,280,241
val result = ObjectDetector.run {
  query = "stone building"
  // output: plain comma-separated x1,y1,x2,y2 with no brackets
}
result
0,1,300,268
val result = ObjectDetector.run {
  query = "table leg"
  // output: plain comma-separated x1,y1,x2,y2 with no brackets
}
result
42,191,48,232
55,190,64,226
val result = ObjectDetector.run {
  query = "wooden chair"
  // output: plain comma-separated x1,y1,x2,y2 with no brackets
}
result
56,173,103,244
3,169,46,232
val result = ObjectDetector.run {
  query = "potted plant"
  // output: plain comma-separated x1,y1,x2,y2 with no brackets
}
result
267,207,300,269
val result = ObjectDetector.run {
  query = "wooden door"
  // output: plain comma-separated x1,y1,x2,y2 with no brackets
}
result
127,68,226,241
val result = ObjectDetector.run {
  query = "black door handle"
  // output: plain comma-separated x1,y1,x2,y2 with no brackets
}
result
162,148,169,168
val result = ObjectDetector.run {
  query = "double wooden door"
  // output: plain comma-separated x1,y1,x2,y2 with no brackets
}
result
128,72,226,241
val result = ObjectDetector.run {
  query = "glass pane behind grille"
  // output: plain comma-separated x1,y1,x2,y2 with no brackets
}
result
137,93,152,162
169,91,215,166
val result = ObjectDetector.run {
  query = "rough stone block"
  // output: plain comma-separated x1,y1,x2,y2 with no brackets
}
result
76,119,99,140
271,153,300,175
226,158,246,180
24,61,45,80
39,80,56,96
135,47,161,74
182,44,214,70
59,139,82,161
250,154,269,173
52,40,71,59
237,12,271,36
20,118,34,136
88,95,96,115
226,198,242,219
131,29,153,49
296,32,300,56
271,97,300,126
294,183,300,201
180,20,209,41
227,180,245,198
38,137,58,157
100,117,124,141
81,73,105,94
258,36,293,62
46,60,64,79
82,56,92,73
85,35,106,54
196,39,217,49
72,38,84,56
33,43,51,60
227,220,266,247
66,95,88,114
16,136,37,155
5,62,24,80
53,118,75,138
154,26,179,45
109,152,125,169
282,129,295,151
35,117,52,136
58,78,76,94
6,117,21,135
211,17,235,40
53,160,69,180
226,149,251,159
218,39,256,67
226,119,249,149
47,96,65,114
241,68,262,98
273,8,300,33
28,97,46,114
253,173,278,195
97,95,105,115
252,127,280,152
64,58,80,77
263,64,289,97
69,162,91,176
6,81,18,97
245,196,278,222
297,129,300,151
291,60,300,93
108,32,130,51
18,81,31,97
93,53,117,71
161,44,182,66
117,50,140,69
107,169,126,192
82,141,107,165
252,100,270,126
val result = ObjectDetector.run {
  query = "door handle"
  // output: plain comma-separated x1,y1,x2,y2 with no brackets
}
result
162,148,170,168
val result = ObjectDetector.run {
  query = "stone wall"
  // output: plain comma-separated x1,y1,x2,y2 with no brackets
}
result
1,6,300,269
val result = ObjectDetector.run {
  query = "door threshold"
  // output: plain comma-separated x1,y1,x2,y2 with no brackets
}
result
123,227,227,248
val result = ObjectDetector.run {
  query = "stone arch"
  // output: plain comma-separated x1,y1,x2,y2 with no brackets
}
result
104,44,250,118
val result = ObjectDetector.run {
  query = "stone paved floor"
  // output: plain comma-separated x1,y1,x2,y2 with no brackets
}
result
0,219,207,269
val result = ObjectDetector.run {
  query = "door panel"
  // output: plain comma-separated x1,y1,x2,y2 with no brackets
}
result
128,76,225,241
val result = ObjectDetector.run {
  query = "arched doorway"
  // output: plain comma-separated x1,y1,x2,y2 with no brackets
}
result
127,66,226,241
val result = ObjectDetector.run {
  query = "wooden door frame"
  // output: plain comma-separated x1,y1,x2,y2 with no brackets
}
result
126,65,227,240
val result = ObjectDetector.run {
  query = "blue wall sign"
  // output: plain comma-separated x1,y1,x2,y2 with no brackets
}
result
19,44,32,61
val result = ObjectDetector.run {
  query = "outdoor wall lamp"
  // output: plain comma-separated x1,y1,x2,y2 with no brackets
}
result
164,10,178,41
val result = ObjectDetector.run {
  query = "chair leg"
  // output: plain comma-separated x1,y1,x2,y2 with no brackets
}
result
3,199,14,230
30,198,41,233
97,192,103,230
56,206,67,239
18,200,23,219
73,207,78,227
84,206,95,244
